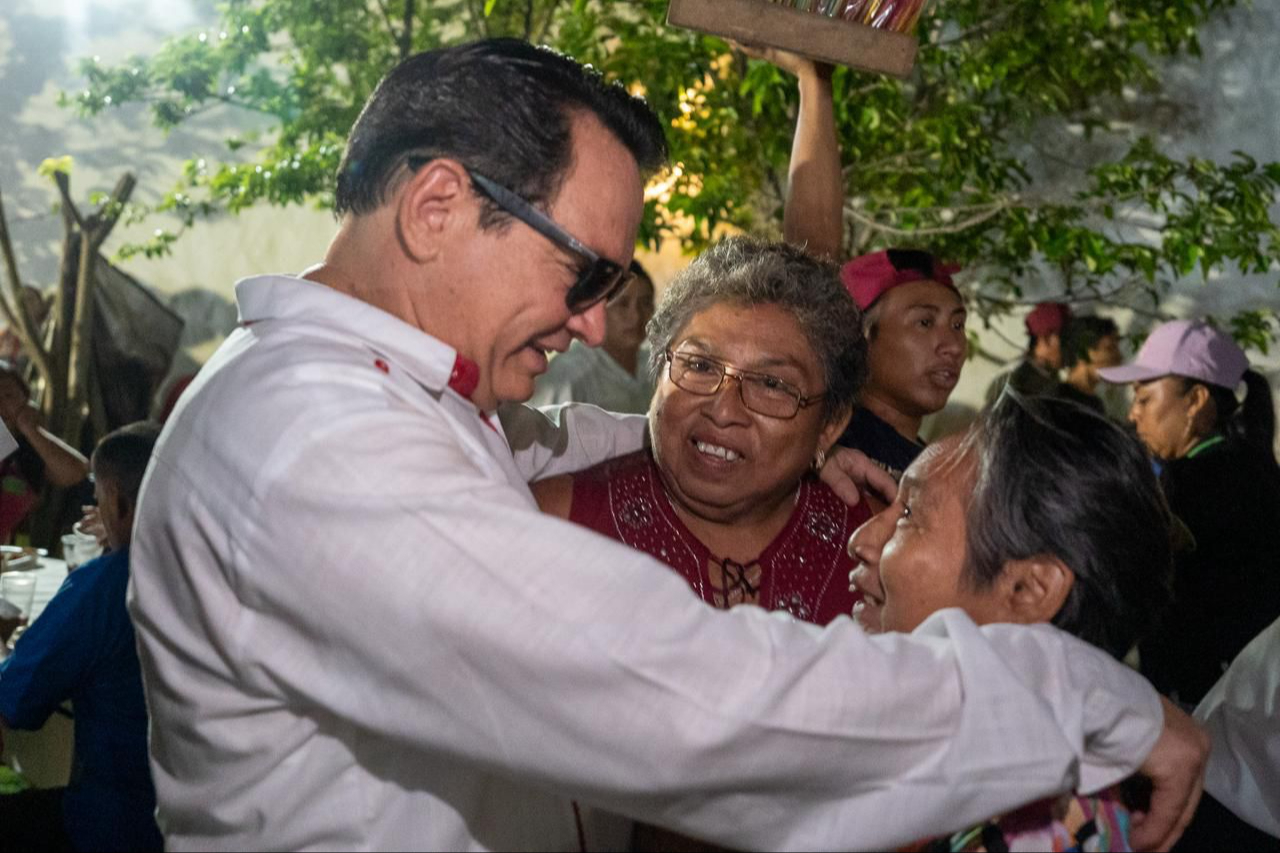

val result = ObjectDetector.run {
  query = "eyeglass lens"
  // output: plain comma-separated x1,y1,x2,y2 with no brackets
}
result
669,353,802,418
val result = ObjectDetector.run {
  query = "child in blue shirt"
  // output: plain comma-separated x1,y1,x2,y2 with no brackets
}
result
0,422,163,852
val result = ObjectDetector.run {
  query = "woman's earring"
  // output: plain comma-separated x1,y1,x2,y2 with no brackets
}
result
812,447,827,472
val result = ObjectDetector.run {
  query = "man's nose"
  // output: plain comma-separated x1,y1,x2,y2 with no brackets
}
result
938,327,966,357
567,301,608,348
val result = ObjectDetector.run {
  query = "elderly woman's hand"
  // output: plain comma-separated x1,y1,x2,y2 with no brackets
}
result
819,446,897,509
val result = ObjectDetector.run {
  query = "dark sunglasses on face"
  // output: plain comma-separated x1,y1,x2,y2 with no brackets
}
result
405,156,633,313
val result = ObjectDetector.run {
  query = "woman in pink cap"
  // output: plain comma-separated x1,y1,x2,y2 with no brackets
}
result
1099,319,1280,708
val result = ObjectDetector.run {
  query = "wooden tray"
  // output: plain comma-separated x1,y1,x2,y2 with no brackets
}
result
667,0,918,78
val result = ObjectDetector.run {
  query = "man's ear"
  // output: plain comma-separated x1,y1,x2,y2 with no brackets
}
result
395,159,470,263
997,554,1074,625
115,493,137,542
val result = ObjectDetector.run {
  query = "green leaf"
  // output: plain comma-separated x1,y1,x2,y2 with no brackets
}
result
37,156,74,179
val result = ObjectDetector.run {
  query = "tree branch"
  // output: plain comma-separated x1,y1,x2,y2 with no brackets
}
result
0,186,54,389
54,173,86,233
401,0,415,62
374,0,399,48
844,199,1008,237
534,0,565,42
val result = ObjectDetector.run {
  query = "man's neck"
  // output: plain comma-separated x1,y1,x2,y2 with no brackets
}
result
859,392,923,444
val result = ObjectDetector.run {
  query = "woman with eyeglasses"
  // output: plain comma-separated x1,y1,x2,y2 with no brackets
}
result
532,235,868,628
532,236,868,850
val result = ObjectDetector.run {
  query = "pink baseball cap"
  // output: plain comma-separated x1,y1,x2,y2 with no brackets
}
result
1098,319,1249,389
840,249,960,311
1025,302,1072,337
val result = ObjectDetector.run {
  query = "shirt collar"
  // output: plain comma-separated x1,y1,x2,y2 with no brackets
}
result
235,275,481,401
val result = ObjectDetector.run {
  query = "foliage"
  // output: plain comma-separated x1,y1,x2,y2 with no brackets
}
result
62,0,1280,349
0,765,30,795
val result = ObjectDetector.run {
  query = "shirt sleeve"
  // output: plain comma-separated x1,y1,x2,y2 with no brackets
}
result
0,571,100,730
498,401,647,482
195,406,1162,851
1194,615,1280,837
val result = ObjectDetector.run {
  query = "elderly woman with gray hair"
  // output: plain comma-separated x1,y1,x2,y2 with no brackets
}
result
533,235,868,626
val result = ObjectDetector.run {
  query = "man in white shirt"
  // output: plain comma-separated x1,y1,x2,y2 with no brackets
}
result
1194,615,1280,839
130,38,1206,851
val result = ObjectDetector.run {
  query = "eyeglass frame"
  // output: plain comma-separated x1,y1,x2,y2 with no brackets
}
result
663,349,826,420
404,156,633,313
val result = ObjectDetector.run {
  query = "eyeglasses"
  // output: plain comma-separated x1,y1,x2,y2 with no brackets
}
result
665,350,825,420
405,156,633,313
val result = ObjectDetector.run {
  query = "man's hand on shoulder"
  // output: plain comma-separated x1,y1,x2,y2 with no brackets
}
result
1130,696,1210,851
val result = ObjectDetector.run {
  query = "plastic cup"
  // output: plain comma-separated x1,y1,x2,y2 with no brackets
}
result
1,573,35,647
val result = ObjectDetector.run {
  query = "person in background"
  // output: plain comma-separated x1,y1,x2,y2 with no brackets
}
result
851,392,1179,852
1099,318,1280,708
0,362,89,543
761,48,966,482
529,259,657,414
0,286,50,369
1183,615,1280,849
835,250,966,482
0,421,163,853
1055,314,1123,414
986,301,1073,404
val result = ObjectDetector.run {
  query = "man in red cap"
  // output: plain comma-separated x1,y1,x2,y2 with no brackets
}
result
762,53,967,481
986,301,1073,404
835,249,967,480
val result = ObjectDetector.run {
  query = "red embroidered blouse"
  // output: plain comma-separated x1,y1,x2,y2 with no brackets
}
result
567,450,867,626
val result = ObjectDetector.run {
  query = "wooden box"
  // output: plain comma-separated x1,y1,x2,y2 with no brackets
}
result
667,0,918,78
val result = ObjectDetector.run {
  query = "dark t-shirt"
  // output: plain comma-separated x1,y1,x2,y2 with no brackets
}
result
836,406,924,482
987,358,1059,406
1140,437,1280,706
1052,382,1106,414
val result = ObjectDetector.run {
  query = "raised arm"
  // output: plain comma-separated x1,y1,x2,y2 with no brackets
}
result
14,404,88,488
771,52,843,259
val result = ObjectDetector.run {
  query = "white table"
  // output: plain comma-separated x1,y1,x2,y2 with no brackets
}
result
1,557,75,789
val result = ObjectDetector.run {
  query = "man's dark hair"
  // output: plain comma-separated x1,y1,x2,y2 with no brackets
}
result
93,421,162,506
1061,316,1119,369
335,39,668,226
961,392,1174,659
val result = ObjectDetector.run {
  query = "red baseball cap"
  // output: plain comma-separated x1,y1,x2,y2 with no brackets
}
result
1025,302,1072,337
840,249,960,311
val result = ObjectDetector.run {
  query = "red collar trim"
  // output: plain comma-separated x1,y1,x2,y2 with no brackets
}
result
448,355,480,400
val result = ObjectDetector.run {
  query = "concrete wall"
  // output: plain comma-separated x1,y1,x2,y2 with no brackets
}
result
2,0,1278,420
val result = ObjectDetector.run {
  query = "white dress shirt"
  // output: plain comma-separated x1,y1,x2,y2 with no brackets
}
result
130,274,1164,852
1195,615,1280,837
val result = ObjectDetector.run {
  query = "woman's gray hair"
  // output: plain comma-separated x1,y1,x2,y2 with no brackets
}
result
646,236,867,422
